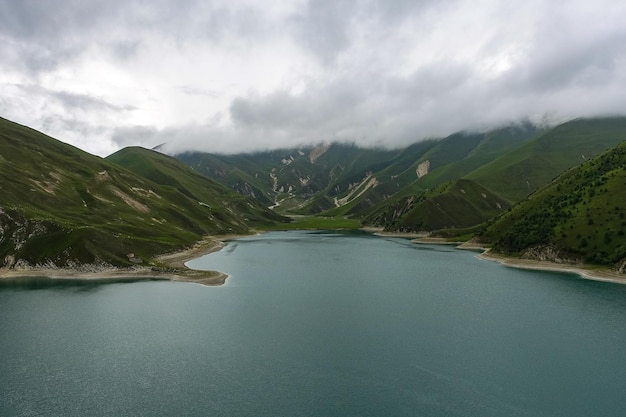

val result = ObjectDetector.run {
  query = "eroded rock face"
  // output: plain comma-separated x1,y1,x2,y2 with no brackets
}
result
309,143,330,163
416,160,430,178
522,244,581,264
0,208,93,269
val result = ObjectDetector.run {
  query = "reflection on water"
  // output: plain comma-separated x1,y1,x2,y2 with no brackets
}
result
2,230,626,417
0,276,161,291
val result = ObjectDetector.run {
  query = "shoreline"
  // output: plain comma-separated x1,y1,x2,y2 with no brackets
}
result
2,229,624,287
359,228,626,285
476,249,626,285
0,233,253,287
401,233,626,285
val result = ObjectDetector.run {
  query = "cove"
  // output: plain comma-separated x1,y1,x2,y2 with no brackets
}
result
2,230,626,416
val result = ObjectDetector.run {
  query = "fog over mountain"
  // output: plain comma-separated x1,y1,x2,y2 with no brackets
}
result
2,0,626,156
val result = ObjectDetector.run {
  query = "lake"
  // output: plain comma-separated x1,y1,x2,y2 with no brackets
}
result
2,230,626,416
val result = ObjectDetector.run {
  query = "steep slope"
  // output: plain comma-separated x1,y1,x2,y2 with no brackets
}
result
466,117,626,201
106,146,286,226
325,123,538,218
176,143,416,213
480,141,626,268
174,123,538,219
363,118,626,232
363,179,512,232
0,117,283,269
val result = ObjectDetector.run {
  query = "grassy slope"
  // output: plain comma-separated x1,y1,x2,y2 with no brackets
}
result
413,123,540,191
325,124,538,220
364,118,625,233
0,118,283,268
173,118,624,235
363,179,512,232
466,117,626,201
480,141,626,266
178,143,411,215
176,152,277,206
106,147,287,226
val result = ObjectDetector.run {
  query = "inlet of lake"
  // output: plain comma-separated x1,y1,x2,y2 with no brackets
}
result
2,230,626,416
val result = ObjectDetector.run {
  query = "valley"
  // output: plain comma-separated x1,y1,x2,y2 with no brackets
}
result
1,115,626,278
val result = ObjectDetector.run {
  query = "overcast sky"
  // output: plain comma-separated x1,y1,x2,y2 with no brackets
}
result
2,0,626,156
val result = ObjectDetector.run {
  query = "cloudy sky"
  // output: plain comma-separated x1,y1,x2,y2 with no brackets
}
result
2,0,626,156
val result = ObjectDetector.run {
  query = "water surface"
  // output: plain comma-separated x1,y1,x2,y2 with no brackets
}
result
2,230,626,416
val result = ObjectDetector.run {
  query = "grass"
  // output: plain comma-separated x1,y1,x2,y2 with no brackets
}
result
0,118,287,267
482,140,626,266
466,116,626,201
259,216,362,231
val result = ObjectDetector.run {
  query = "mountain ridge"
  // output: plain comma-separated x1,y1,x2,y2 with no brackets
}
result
0,117,285,270
479,140,626,269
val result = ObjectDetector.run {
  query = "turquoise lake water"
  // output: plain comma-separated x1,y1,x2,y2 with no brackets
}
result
2,230,626,416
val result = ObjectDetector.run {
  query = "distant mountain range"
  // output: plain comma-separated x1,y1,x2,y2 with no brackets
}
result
175,117,626,234
1,115,626,270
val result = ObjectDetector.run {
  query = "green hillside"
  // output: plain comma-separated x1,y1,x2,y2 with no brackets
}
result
174,118,626,235
359,118,626,233
466,117,626,201
0,117,284,268
175,124,538,221
408,122,540,191
335,123,538,220
177,143,414,214
480,141,626,267
363,179,512,232
106,146,286,226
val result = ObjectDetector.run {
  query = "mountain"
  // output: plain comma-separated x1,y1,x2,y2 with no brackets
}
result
174,117,626,234
176,142,418,213
479,140,626,268
106,146,286,226
363,178,513,232
466,117,626,201
0,117,285,269
364,117,626,232
175,123,539,219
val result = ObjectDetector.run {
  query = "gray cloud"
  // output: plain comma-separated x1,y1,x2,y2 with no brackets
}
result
0,0,275,74
8,83,134,114
288,0,445,66
1,0,626,156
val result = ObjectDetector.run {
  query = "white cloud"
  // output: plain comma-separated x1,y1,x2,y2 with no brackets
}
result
1,0,626,156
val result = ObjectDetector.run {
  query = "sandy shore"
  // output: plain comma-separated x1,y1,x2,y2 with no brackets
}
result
3,229,624,287
399,232,626,285
364,228,468,244
0,233,253,287
363,227,433,239
477,249,626,285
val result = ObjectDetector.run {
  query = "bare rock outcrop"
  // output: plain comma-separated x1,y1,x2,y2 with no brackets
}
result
521,244,581,265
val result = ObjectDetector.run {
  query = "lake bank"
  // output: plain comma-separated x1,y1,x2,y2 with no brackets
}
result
477,249,626,285
406,234,626,284
0,233,254,286
2,229,624,286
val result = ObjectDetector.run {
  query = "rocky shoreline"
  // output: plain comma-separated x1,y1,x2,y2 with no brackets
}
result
476,249,626,284
2,230,624,287
0,234,251,286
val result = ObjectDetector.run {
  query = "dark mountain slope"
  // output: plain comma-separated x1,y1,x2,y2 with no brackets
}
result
466,117,626,201
0,117,284,268
363,118,626,232
174,123,538,220
177,143,417,213
328,123,539,219
480,140,626,268
363,179,512,232
106,147,287,226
